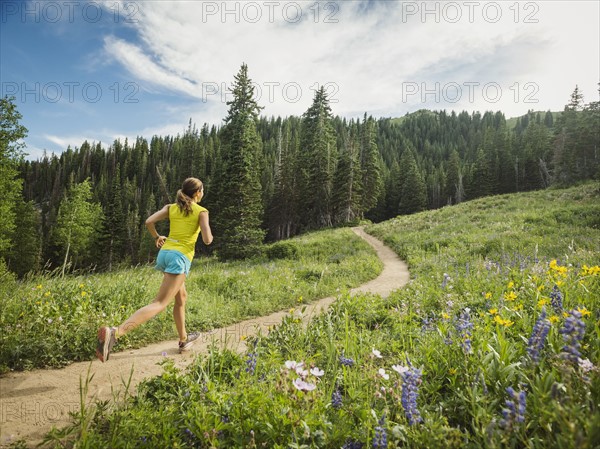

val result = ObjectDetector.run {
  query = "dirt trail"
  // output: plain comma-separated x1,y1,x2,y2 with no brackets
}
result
0,227,409,446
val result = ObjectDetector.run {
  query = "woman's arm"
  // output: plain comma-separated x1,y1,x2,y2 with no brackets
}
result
199,211,213,245
145,204,170,248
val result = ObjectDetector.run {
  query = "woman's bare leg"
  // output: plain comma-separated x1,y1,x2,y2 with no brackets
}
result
173,282,188,342
117,273,186,337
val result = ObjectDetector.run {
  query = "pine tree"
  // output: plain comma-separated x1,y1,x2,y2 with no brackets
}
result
360,114,383,218
298,86,337,230
333,126,362,224
101,164,126,270
6,200,41,277
213,63,265,259
398,149,427,215
445,149,460,205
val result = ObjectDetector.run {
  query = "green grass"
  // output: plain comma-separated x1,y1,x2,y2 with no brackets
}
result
0,228,382,372
9,184,600,448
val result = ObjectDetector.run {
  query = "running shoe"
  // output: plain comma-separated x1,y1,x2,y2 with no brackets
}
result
96,326,117,362
178,331,201,353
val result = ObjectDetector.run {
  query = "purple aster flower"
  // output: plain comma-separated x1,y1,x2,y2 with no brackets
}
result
342,439,364,449
340,355,355,367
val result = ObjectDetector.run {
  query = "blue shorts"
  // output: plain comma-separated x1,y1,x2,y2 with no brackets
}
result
155,250,191,275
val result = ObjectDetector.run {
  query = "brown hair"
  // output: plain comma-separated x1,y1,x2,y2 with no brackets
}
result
176,178,203,216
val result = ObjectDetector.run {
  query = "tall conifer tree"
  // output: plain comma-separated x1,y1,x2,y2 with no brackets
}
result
213,64,265,259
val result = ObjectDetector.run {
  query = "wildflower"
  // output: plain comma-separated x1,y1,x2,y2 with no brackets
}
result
504,291,517,302
494,315,514,327
296,367,309,378
512,304,524,311
549,259,568,276
527,308,551,364
161,351,167,357
549,316,560,324
441,273,451,289
537,299,547,308
342,439,364,449
81,291,87,297
297,296,303,303
378,368,389,380
47,318,53,324
507,281,514,289
499,387,526,430
331,388,343,409
485,292,492,299
456,308,473,354
488,308,498,315
392,364,409,375
372,348,383,358
560,310,586,364
285,360,304,370
581,264,600,276
448,368,457,375
339,355,355,367
310,367,324,377
578,358,594,373
245,351,257,375
44,291,50,297
442,312,450,320
576,307,591,317
79,283,84,288
401,366,423,425
293,378,316,392
372,414,388,448
36,284,42,289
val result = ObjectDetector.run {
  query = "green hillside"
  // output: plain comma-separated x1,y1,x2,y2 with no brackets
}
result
33,183,599,449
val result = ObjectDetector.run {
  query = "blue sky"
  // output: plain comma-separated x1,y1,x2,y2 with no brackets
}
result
1,0,599,160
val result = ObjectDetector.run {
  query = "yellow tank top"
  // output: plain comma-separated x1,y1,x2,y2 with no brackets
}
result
161,203,207,261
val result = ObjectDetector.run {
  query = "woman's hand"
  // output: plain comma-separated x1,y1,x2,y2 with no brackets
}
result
155,236,166,248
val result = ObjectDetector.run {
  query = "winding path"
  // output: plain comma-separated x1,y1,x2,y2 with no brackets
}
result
0,227,409,447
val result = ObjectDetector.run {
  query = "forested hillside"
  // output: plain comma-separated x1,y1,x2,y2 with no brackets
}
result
2,72,598,276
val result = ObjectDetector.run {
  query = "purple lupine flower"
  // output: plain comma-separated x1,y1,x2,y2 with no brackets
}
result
560,310,586,363
499,387,526,430
456,308,473,354
372,414,388,448
340,355,355,367
331,388,343,409
527,308,551,364
343,439,364,449
401,366,423,425
245,351,257,375
550,285,563,314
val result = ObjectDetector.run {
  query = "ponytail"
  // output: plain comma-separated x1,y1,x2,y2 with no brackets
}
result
176,178,203,216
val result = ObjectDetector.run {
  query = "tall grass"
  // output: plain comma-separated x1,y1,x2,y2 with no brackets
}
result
9,184,600,448
0,228,382,372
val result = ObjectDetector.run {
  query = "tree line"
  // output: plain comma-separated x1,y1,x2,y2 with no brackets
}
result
1,65,598,277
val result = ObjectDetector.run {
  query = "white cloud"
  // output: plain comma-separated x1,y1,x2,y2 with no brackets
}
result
102,0,598,120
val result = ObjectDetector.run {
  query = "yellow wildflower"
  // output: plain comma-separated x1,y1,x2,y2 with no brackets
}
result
36,284,42,289
44,291,51,297
581,265,600,276
549,316,560,324
504,291,517,301
485,292,492,299
537,285,545,292
488,308,498,315
448,368,457,375
562,311,570,318
507,281,514,289
81,291,87,297
577,307,591,317
538,299,548,308
512,304,524,311
79,283,85,288
442,312,450,319
494,315,514,327
297,296,303,303
240,335,247,341
289,308,295,314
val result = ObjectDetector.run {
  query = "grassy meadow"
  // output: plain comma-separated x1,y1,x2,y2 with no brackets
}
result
6,183,600,448
0,228,382,372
